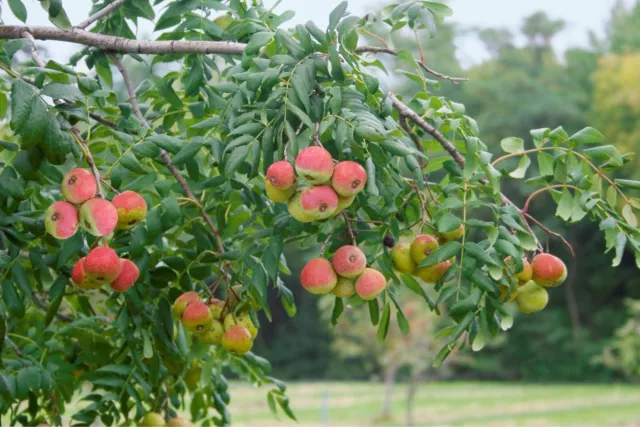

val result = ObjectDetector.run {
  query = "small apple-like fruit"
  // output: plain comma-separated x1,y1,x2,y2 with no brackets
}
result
208,298,225,319
409,234,439,264
184,360,201,390
111,190,147,230
84,246,121,283
79,198,118,236
439,225,464,242
167,417,192,427
515,280,549,313
332,245,367,278
531,253,567,287
331,161,367,197
140,412,165,426
221,325,253,354
62,168,97,205
300,185,339,220
45,201,79,240
505,257,533,283
224,312,258,338
333,194,355,216
172,291,200,318
109,259,139,292
182,302,213,332
71,257,103,289
287,191,314,223
198,320,225,345
300,258,337,295
265,181,296,203
266,160,296,189
391,243,416,274
416,259,452,284
355,268,387,300
499,282,519,302
295,146,334,184
331,277,356,298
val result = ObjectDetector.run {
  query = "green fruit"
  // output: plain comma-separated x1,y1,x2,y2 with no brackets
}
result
224,312,258,339
287,191,314,223
391,243,416,274
140,412,165,426
331,277,356,297
409,234,439,264
515,280,549,313
198,320,225,345
265,181,296,203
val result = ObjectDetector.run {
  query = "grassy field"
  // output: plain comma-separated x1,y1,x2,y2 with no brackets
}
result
227,381,640,426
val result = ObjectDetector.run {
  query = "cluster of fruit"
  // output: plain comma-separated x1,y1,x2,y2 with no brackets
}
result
44,168,147,292
499,253,567,313
172,291,258,355
265,146,367,222
140,412,191,426
390,226,464,283
300,245,387,300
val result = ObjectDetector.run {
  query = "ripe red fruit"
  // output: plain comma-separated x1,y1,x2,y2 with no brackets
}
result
295,146,334,184
531,253,567,287
172,291,201,318
265,161,296,189
182,302,213,332
355,268,387,300
62,168,97,205
332,245,367,278
221,325,253,354
331,161,367,197
111,191,147,230
109,259,139,292
79,198,118,236
84,246,121,283
71,257,103,289
300,185,339,220
300,258,337,294
45,201,79,240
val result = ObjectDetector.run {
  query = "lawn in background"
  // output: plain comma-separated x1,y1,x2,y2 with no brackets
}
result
228,381,640,426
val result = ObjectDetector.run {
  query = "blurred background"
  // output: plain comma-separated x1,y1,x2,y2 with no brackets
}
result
5,0,640,425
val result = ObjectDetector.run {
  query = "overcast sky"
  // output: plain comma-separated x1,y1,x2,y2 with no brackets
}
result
1,0,630,67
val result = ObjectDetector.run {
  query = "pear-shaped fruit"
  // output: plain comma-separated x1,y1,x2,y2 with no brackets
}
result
515,280,549,313
224,312,258,338
391,243,416,274
221,325,253,354
140,412,165,426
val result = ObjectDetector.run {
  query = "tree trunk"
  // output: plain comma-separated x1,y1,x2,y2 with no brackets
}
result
405,372,425,426
380,364,398,420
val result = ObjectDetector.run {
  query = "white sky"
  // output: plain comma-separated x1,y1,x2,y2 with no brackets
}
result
1,0,631,67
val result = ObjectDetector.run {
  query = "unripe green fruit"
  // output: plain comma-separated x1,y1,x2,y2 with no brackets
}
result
265,181,296,202
410,234,439,264
515,280,549,313
505,257,533,283
45,201,79,240
439,224,464,242
331,277,356,297
333,194,355,216
184,361,201,390
415,258,453,284
391,243,416,274
208,297,225,320
224,312,258,338
140,412,165,426
221,325,253,354
287,191,314,222
198,320,225,345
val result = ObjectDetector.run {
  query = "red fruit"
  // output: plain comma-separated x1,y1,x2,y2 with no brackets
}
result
71,257,103,290
109,259,139,292
416,260,452,284
221,325,253,354
331,161,367,197
182,302,213,332
300,258,337,295
84,246,121,283
295,146,334,184
332,245,367,278
111,191,147,230
355,268,387,300
265,161,296,189
79,198,118,236
505,257,533,283
531,253,567,287
62,168,97,205
44,201,79,240
300,185,339,220
410,234,439,264
172,291,201,318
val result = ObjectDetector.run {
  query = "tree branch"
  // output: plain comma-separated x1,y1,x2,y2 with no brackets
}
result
0,25,246,55
356,46,468,84
76,0,130,30
108,53,225,253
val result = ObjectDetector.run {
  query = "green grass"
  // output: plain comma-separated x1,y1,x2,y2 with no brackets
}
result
227,381,640,426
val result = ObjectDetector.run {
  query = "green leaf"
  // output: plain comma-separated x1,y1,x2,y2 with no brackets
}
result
41,83,84,102
224,145,249,177
8,0,27,22
365,158,379,196
10,79,36,133
470,270,498,293
376,303,391,342
183,56,204,97
537,152,554,177
464,242,500,266
11,263,31,296
418,242,462,268
286,102,313,129
556,189,573,221
607,185,617,207
400,273,435,311
368,299,379,326
328,1,348,31
612,232,626,267
120,151,145,174
436,214,462,233
172,140,205,166
568,127,604,144
508,155,530,179
615,179,640,191
246,32,274,55
622,204,637,227
21,98,49,149
331,297,344,326
433,344,452,368
500,137,523,153
56,233,83,269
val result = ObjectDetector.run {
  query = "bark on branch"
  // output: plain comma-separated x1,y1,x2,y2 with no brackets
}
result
75,0,130,30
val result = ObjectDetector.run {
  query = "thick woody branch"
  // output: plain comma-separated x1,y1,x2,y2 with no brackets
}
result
0,26,246,55
356,46,469,84
108,54,225,253
76,0,129,30
389,93,544,251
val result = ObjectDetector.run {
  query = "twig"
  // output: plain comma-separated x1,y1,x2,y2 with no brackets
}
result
342,213,356,245
100,178,120,195
0,25,246,55
525,213,575,257
312,123,323,147
76,0,130,30
356,46,468,84
5,337,24,358
399,115,426,168
319,229,335,255
32,293,73,322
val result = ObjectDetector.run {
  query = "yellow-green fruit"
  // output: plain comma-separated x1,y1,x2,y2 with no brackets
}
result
333,194,356,216
221,325,253,354
167,418,191,427
184,361,201,390
409,234,439,264
208,298,225,320
439,224,464,242
265,181,296,203
391,243,416,274
287,191,314,222
140,412,165,426
515,280,549,313
198,320,225,345
224,312,258,339
331,277,356,297
226,284,242,310
499,283,519,302
162,355,184,376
